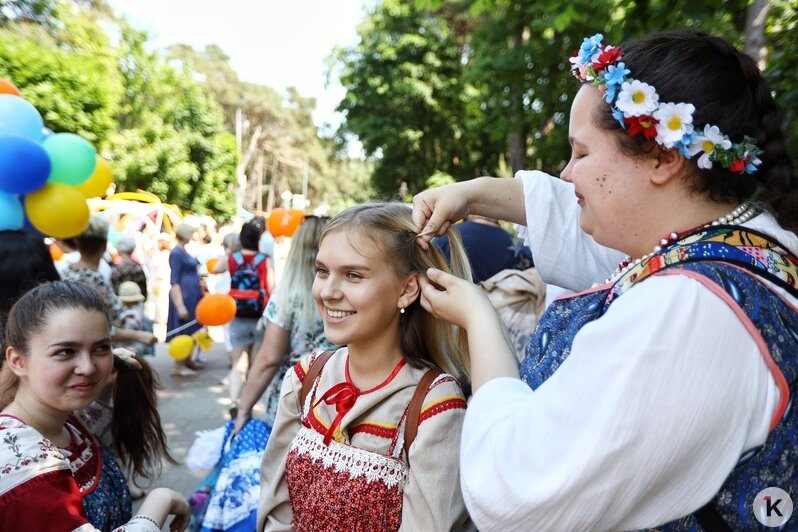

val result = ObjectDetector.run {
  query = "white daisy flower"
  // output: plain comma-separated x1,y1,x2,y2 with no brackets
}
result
653,102,696,148
687,124,732,169
615,80,659,117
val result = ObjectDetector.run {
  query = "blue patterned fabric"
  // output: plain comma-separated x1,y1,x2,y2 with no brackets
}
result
83,447,132,531
520,237,798,529
199,419,272,532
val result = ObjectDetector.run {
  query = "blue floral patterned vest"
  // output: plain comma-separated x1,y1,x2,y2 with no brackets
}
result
520,226,798,530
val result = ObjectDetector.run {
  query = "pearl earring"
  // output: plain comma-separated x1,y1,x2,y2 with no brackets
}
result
399,306,405,314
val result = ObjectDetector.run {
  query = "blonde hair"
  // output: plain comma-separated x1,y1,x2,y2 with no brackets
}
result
320,202,472,379
274,216,328,331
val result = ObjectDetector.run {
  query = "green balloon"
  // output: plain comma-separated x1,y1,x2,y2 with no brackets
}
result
43,133,96,186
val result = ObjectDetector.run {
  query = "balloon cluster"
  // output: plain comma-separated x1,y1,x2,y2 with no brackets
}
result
167,293,237,361
0,78,114,238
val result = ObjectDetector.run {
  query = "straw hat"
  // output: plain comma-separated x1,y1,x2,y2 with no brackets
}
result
118,281,145,303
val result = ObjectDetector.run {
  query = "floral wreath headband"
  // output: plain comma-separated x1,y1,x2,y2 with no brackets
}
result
569,34,762,175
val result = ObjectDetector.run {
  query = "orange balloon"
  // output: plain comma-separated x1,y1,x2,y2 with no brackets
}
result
0,78,22,96
206,257,219,272
268,208,304,237
49,242,64,261
195,293,237,326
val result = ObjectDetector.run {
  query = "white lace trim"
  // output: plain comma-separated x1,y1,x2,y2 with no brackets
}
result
290,427,408,489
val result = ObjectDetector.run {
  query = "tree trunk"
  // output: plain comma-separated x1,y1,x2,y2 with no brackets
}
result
508,30,527,174
744,0,771,70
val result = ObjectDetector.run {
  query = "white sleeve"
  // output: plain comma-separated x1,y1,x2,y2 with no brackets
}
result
460,275,780,531
514,170,625,290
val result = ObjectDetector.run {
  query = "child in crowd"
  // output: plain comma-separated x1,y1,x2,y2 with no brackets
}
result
117,280,150,356
0,281,189,530
258,202,474,531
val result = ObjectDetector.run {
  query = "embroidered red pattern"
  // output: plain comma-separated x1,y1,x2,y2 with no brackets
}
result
285,427,405,531
349,422,398,440
418,397,468,425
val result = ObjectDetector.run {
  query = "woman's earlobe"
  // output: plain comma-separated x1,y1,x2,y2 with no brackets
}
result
651,148,688,185
401,273,422,306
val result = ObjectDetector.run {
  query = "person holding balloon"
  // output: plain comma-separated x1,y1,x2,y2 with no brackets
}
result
167,223,205,377
210,220,272,408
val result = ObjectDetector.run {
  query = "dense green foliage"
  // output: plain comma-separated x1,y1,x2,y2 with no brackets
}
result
1,0,796,205
0,0,365,218
337,0,798,195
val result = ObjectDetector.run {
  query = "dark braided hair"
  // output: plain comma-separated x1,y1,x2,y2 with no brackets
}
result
591,30,797,231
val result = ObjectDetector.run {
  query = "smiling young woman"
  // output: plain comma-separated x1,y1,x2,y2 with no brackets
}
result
258,202,476,531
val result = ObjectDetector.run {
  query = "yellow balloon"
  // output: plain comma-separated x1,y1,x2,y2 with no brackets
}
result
25,183,90,239
192,329,214,352
168,335,195,361
75,157,114,198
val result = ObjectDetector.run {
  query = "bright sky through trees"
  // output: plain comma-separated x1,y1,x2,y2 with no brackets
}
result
106,0,367,128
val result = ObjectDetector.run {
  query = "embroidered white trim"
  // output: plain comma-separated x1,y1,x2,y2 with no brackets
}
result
291,427,408,489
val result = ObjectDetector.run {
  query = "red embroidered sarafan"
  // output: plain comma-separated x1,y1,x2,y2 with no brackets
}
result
286,427,405,531
285,355,414,531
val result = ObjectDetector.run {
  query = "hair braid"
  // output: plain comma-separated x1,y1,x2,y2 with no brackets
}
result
741,54,798,230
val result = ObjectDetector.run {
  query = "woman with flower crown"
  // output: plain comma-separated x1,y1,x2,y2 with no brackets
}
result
412,30,798,531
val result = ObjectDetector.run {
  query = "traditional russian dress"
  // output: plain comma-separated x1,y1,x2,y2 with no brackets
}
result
460,170,798,530
258,348,473,531
0,411,158,531
522,226,798,529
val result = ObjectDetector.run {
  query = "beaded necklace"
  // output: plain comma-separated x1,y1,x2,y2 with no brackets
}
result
605,202,758,284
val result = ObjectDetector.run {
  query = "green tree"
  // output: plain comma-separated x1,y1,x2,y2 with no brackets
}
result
336,0,488,196
417,0,794,180
764,0,798,163
0,1,122,144
167,44,352,211
107,25,237,219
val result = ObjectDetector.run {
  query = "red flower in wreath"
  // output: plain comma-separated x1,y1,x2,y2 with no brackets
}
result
729,159,746,173
593,46,623,73
624,115,659,140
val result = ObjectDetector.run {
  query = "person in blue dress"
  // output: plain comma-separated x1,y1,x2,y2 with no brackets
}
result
167,223,203,377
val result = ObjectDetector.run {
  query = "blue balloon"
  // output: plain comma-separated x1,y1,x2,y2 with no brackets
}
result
0,192,24,231
0,135,52,194
0,95,44,140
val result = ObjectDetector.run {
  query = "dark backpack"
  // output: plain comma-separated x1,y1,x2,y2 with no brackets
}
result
229,252,268,318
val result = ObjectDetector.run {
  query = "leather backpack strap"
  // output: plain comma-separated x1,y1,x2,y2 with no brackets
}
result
403,368,441,465
299,350,336,408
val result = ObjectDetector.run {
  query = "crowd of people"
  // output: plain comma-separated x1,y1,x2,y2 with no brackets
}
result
1,29,797,531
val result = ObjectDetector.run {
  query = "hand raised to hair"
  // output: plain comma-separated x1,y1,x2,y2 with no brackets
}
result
419,267,496,331
411,181,473,250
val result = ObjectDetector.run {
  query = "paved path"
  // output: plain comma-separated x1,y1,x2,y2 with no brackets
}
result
133,333,264,515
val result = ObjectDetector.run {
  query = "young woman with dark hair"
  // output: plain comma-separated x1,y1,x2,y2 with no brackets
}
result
0,281,189,531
